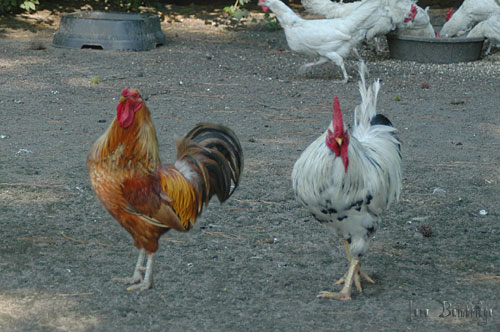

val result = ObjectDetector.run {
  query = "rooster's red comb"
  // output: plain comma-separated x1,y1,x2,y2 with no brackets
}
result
333,97,344,132
334,96,340,112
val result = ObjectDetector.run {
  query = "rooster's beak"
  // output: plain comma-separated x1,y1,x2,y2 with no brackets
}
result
335,138,343,146
119,96,127,103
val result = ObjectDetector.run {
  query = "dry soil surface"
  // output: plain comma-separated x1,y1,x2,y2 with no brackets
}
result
0,5,499,332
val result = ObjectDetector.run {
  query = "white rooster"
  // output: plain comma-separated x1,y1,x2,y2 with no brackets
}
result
302,0,435,38
440,0,500,37
291,61,402,300
258,0,417,83
467,11,500,55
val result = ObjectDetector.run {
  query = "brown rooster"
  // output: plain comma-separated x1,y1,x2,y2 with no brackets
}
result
88,88,243,291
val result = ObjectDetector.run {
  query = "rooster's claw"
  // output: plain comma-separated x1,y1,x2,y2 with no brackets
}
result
317,290,351,301
112,275,142,285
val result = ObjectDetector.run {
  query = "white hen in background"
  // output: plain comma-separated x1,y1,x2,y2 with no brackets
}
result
292,61,402,300
258,0,416,82
440,0,500,37
301,0,362,18
395,5,436,37
302,0,435,38
467,11,500,55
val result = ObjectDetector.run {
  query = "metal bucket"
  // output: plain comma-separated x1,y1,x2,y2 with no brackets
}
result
387,32,484,64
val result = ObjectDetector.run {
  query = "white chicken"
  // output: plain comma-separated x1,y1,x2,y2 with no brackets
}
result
291,61,402,300
467,11,500,55
301,0,435,38
258,0,417,83
395,5,435,38
440,0,500,37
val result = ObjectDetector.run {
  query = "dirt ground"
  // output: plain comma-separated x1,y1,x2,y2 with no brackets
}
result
0,4,499,332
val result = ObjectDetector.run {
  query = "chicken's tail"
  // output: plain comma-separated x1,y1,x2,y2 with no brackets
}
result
176,123,243,205
354,60,381,127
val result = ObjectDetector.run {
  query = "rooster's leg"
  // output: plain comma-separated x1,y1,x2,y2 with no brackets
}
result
333,240,352,285
112,248,145,285
334,240,374,291
126,253,154,291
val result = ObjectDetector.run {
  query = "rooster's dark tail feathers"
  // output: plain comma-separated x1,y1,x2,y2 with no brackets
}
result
177,123,243,204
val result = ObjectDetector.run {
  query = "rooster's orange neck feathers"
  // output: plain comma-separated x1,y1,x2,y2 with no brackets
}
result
326,97,349,172
89,88,160,172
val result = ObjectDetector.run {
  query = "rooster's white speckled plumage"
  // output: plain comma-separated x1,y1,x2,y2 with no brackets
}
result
291,61,402,300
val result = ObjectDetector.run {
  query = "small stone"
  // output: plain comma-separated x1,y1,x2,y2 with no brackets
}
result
478,209,488,216
432,187,446,195
419,223,432,237
29,40,46,50
17,148,32,154
263,237,274,244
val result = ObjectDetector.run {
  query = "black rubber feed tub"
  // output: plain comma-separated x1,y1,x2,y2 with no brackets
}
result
53,12,166,51
387,32,484,64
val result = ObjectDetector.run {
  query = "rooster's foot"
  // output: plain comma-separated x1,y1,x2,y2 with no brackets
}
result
112,275,142,285
319,257,373,300
126,280,152,292
334,267,374,292
317,290,351,301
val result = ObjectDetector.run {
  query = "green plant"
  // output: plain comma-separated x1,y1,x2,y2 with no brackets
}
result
20,0,38,11
91,76,100,84
225,0,280,30
252,12,280,30
223,0,251,21
262,12,279,30
0,0,39,14
103,0,141,11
